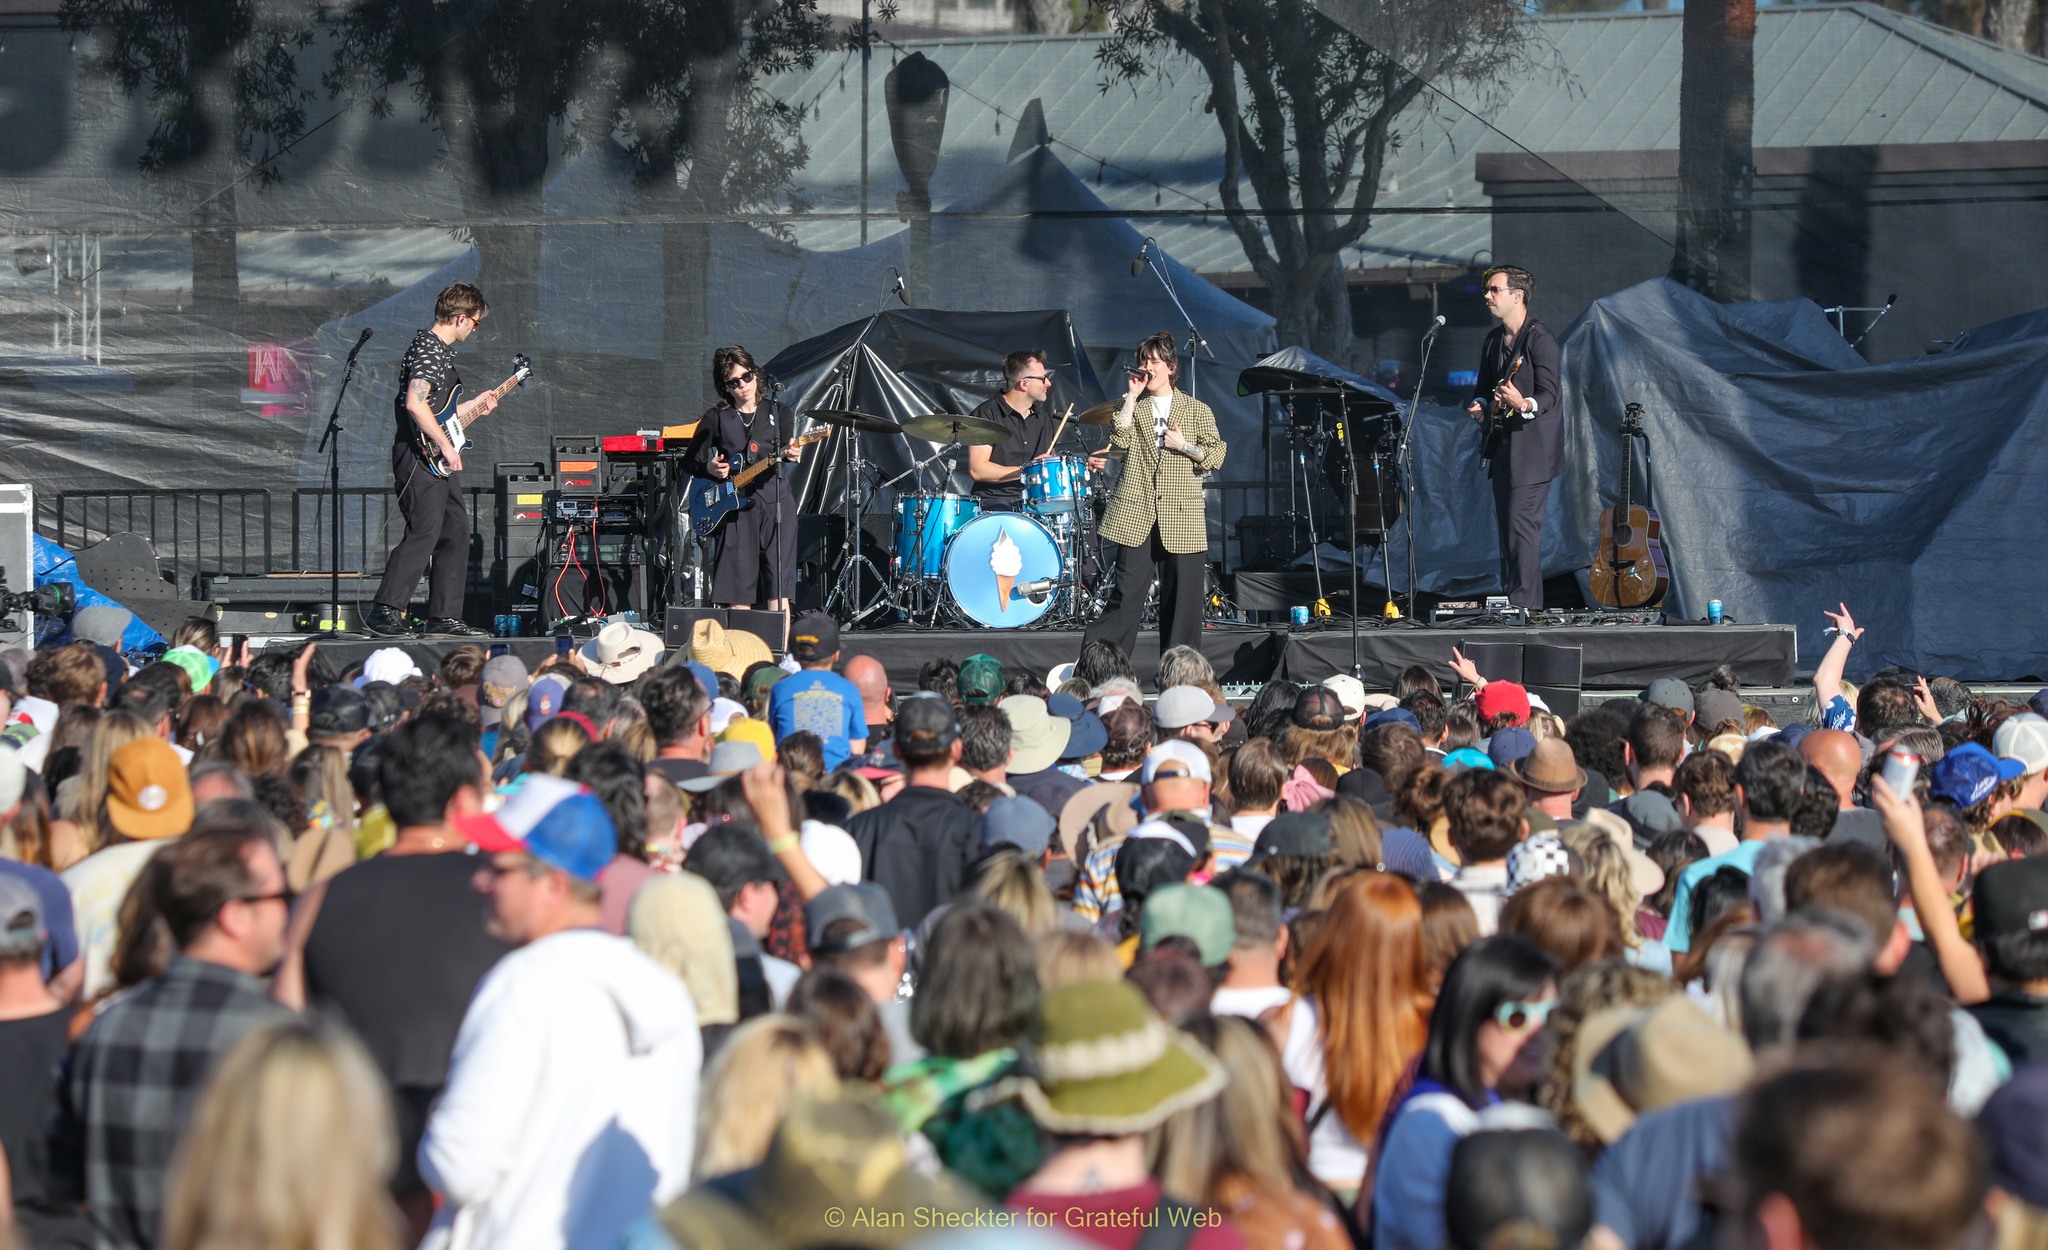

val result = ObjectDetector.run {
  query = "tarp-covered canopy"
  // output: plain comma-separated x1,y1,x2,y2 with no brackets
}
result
1560,278,2048,680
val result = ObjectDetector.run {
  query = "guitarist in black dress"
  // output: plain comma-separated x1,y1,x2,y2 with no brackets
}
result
365,283,496,638
694,345,804,613
1465,265,1562,610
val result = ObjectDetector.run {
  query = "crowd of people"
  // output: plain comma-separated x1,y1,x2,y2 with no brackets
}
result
1,598,2045,1250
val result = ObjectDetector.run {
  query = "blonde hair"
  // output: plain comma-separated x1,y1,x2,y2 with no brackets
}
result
1528,711,1567,742
1032,930,1122,991
72,710,154,851
1558,824,1643,949
968,850,1061,937
162,1018,401,1250
1151,1014,1304,1205
615,718,657,763
693,1015,839,1181
631,873,739,1026
527,718,592,777
1994,1197,2048,1250
824,771,881,815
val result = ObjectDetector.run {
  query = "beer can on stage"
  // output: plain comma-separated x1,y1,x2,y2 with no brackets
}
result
1290,606,1310,629
1708,599,1724,625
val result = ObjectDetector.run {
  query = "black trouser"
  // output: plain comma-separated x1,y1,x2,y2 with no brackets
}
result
1492,471,1552,610
375,446,469,620
1084,526,1205,663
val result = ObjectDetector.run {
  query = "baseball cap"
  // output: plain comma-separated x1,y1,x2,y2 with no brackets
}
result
980,795,1056,857
72,604,132,648
1443,747,1496,772
1476,682,1532,725
1247,809,1335,863
1488,726,1538,769
0,874,42,960
718,717,776,760
160,646,219,694
1050,694,1109,761
1641,677,1695,716
685,823,790,894
1995,713,2048,778
1141,740,1212,784
679,739,766,794
1291,687,1346,731
958,653,1004,704
1154,686,1218,730
1323,674,1369,722
788,613,840,662
456,774,617,882
1931,742,2025,808
679,659,720,701
1695,688,1745,733
1973,855,2048,942
894,695,960,752
1365,707,1421,733
1139,883,1235,966
358,646,423,688
106,737,194,840
708,697,748,735
805,883,899,952
309,685,370,738
525,674,568,732
481,653,529,693
1978,1063,2048,1207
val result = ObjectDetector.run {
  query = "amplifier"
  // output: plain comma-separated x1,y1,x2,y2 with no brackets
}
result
1431,598,1526,626
550,494,643,526
553,435,602,495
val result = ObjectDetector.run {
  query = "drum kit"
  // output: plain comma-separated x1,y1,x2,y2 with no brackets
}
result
805,400,1124,629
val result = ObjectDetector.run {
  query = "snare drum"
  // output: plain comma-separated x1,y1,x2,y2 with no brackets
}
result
894,494,979,580
944,512,1064,628
1020,455,1088,516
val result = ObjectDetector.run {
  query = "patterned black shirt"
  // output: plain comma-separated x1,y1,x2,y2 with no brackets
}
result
48,956,290,1250
394,328,460,448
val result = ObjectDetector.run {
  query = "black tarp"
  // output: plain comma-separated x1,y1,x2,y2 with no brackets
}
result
1561,278,2048,681
763,307,1108,510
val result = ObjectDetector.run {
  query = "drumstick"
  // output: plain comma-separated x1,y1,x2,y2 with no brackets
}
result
1049,403,1075,451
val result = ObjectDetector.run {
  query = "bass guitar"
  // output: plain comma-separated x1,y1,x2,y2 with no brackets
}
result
416,355,534,478
686,428,831,540
1478,346,1528,465
1587,402,1670,609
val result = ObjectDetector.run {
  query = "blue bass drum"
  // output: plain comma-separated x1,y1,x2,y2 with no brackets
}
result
894,493,979,580
944,512,1065,628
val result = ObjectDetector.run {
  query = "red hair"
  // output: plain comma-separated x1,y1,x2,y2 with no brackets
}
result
1298,872,1435,1141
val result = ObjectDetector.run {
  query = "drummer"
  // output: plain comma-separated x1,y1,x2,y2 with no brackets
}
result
967,349,1107,512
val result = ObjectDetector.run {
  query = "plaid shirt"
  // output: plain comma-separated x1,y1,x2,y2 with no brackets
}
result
1100,390,1225,555
49,956,289,1250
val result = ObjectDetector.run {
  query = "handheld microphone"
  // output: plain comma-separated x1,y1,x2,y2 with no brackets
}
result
346,326,373,361
1130,237,1152,279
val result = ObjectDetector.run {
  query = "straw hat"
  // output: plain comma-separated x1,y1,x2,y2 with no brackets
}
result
691,618,774,682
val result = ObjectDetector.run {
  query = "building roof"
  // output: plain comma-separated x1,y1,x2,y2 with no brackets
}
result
765,4,2048,278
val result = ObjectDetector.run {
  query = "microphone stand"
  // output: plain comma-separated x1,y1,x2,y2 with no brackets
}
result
817,279,900,628
1395,321,1444,621
316,331,371,635
1135,245,1215,402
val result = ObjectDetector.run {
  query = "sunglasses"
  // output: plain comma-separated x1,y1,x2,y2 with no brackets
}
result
1494,998,1555,1032
722,369,758,390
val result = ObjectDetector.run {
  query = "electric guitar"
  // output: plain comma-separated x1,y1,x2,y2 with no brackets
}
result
415,354,534,478
1478,346,1528,465
686,428,830,539
1587,403,1670,609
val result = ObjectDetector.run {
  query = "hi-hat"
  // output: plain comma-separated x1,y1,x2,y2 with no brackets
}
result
900,413,1010,446
805,408,902,434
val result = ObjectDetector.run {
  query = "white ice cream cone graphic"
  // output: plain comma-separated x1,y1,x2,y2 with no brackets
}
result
990,528,1023,613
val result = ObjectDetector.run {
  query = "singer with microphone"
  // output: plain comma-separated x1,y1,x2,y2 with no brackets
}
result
693,344,806,613
1467,264,1561,611
364,282,496,638
1082,330,1226,659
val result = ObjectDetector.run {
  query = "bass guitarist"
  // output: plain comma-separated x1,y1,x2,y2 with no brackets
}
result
694,345,805,613
1466,264,1562,610
365,282,496,638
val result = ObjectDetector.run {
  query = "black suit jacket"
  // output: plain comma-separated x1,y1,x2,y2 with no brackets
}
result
1473,320,1563,486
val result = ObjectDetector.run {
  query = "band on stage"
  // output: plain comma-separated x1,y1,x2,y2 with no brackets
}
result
368,270,1559,638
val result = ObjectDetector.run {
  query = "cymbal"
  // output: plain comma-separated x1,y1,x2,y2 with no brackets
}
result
805,408,902,434
1074,402,1121,427
900,413,1010,446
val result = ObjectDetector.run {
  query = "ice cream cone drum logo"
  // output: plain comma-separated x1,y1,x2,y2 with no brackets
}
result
944,513,1065,627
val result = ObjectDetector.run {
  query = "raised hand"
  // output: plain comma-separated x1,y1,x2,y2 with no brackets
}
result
1821,602,1862,640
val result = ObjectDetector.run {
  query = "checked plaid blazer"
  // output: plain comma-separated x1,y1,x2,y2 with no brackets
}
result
1099,390,1226,555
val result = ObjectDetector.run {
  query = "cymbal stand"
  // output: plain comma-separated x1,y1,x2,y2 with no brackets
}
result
1394,319,1445,619
877,442,964,624
818,283,896,627
1282,392,1328,618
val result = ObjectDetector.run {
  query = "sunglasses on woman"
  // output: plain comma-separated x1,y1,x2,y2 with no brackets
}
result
722,369,758,390
1494,998,1555,1032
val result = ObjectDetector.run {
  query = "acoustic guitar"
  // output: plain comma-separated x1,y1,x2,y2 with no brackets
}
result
1588,403,1669,609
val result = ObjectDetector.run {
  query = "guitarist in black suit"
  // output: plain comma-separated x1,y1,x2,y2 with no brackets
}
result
1466,265,1562,610
365,283,496,639
694,345,804,612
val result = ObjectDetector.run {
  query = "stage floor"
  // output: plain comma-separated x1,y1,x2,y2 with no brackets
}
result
301,619,1797,696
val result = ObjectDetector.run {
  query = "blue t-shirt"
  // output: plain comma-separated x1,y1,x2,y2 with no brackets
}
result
1664,840,1769,953
1591,1096,1736,1250
0,860,79,982
767,669,869,770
